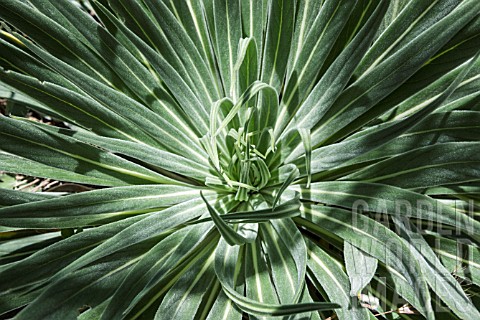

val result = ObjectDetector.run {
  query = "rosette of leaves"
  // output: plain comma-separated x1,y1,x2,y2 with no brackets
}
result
0,0,480,319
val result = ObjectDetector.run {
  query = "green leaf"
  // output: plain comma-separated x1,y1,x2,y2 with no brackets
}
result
306,239,372,320
21,119,212,182
57,1,213,142
0,66,161,144
259,218,307,304
375,0,410,37
393,216,480,319
261,0,295,92
205,243,244,320
1,0,479,318
212,0,242,99
0,151,126,188
6,36,208,160
217,197,301,224
0,0,125,89
291,182,480,237
311,0,480,146
29,0,202,141
341,110,480,167
356,0,464,76
272,164,299,209
99,226,190,319
290,49,480,177
216,81,278,135
0,215,145,314
102,223,217,320
154,246,217,320
0,79,53,117
297,204,434,319
140,0,221,104
0,189,54,206
234,37,258,102
298,128,312,188
214,238,341,317
344,241,378,297
0,185,206,228
78,299,110,320
244,239,279,311
240,0,267,64
14,239,155,320
157,0,221,96
343,142,480,190
0,232,60,265
201,192,253,246
428,235,480,286
0,117,174,186
60,196,228,279
287,0,324,78
275,0,359,137
274,0,389,163
378,46,480,123
205,290,242,320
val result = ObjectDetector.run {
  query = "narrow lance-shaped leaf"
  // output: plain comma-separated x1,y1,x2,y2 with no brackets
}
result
297,204,435,319
141,0,221,104
0,116,174,187
344,241,378,297
287,0,324,76
38,196,226,286
31,0,201,141
339,111,480,166
201,192,254,246
92,1,213,136
272,164,299,209
272,0,389,165
343,142,480,190
428,235,480,287
290,182,480,238
7,29,209,161
213,0,242,99
216,81,277,135
233,37,258,103
356,0,462,77
162,0,221,95
392,215,480,319
16,118,212,183
294,50,480,172
0,185,206,228
259,218,307,305
240,0,266,64
306,238,373,320
14,239,156,320
0,0,126,89
0,215,146,311
311,0,480,147
154,247,217,320
0,188,55,207
214,238,341,317
244,239,279,315
275,0,359,137
104,223,217,320
298,128,312,188
261,0,295,92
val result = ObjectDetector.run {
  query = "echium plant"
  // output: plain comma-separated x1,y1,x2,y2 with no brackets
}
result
0,0,480,319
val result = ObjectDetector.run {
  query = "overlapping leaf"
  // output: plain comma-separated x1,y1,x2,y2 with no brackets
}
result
0,0,479,319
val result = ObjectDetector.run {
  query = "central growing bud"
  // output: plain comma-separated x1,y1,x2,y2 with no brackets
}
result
201,82,310,203
201,102,274,201
200,82,281,201
198,82,306,248
222,127,271,200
